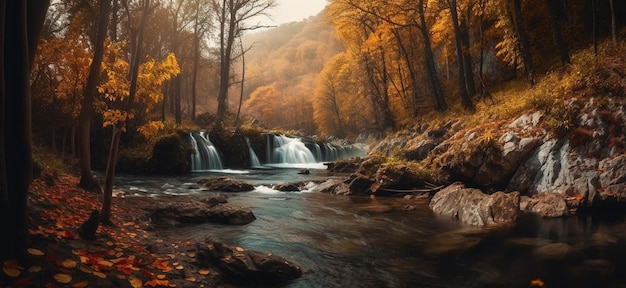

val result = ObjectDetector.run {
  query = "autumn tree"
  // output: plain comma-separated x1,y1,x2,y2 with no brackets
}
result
446,0,474,110
31,23,91,157
1,0,50,260
78,0,111,192
98,46,180,223
212,0,276,123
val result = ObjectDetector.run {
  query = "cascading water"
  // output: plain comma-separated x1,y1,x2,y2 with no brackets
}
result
245,137,262,168
323,143,338,162
189,132,224,171
270,135,317,164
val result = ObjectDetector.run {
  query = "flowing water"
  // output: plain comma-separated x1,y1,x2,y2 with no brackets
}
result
114,168,626,288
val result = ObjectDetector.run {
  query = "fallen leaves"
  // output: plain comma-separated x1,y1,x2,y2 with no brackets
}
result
53,272,72,283
27,247,45,256
2,260,22,277
20,174,217,287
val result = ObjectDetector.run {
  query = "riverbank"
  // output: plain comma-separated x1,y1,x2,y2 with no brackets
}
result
1,174,301,288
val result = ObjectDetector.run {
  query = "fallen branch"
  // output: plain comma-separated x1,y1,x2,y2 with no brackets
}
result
376,185,445,194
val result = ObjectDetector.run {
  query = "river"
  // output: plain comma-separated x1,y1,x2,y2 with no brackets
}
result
113,168,626,288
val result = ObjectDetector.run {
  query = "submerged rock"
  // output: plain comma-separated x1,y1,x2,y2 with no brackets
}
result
143,195,256,226
197,241,302,285
429,183,520,226
274,182,305,192
532,243,574,262
200,177,255,192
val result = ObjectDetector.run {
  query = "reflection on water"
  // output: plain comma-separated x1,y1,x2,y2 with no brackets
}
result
113,169,626,288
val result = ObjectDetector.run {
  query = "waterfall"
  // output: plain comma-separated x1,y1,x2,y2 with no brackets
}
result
245,137,261,168
271,135,316,164
189,132,224,171
313,143,322,162
323,143,338,162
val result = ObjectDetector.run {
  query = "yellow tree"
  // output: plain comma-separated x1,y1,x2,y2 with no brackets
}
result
97,40,180,222
313,53,349,136
32,27,91,156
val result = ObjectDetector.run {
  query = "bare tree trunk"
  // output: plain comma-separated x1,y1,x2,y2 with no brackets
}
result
235,36,245,128
448,0,474,110
609,0,616,42
592,0,598,56
418,0,447,111
1,0,49,260
79,0,110,192
545,0,571,65
511,0,535,86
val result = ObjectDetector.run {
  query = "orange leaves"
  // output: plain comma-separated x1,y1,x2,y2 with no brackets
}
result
27,248,45,256
153,258,173,273
3,260,22,277
531,278,545,287
53,273,72,284
144,278,171,287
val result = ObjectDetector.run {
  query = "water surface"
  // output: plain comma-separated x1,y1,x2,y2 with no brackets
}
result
114,168,626,288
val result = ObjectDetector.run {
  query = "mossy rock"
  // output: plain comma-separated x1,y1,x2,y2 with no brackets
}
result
151,133,190,174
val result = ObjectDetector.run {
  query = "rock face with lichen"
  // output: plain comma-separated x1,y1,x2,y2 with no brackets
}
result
363,95,626,220
429,183,520,226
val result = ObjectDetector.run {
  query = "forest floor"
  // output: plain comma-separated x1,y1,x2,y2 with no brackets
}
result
1,174,221,288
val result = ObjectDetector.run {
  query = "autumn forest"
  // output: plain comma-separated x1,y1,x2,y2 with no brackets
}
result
0,0,625,280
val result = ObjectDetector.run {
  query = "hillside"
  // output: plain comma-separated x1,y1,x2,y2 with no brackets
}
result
326,40,626,222
239,15,344,133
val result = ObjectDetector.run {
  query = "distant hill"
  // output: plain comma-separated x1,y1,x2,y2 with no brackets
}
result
239,14,344,132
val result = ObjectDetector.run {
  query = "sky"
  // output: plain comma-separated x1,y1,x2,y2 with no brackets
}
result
265,0,328,25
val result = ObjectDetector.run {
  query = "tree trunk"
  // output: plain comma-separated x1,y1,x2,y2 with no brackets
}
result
1,0,49,260
460,15,477,96
545,0,571,65
592,0,597,56
100,0,150,224
392,28,419,116
216,0,236,123
191,0,201,121
609,0,616,42
78,0,110,192
174,76,182,124
235,36,245,128
100,127,122,223
448,0,474,110
512,0,535,86
418,0,447,111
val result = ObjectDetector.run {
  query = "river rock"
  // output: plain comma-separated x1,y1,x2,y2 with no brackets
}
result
347,173,374,195
522,193,570,217
197,241,302,285
598,154,626,202
429,183,520,226
144,196,256,225
315,179,351,195
200,177,255,192
274,182,304,192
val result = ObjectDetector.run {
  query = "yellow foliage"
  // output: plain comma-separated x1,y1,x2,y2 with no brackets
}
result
99,47,180,130
137,121,165,139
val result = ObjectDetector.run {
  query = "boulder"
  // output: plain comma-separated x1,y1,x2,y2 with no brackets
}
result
274,182,304,192
429,183,520,226
197,241,302,285
347,173,374,195
521,193,570,217
200,177,255,192
315,179,351,195
145,196,256,226
598,154,626,202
